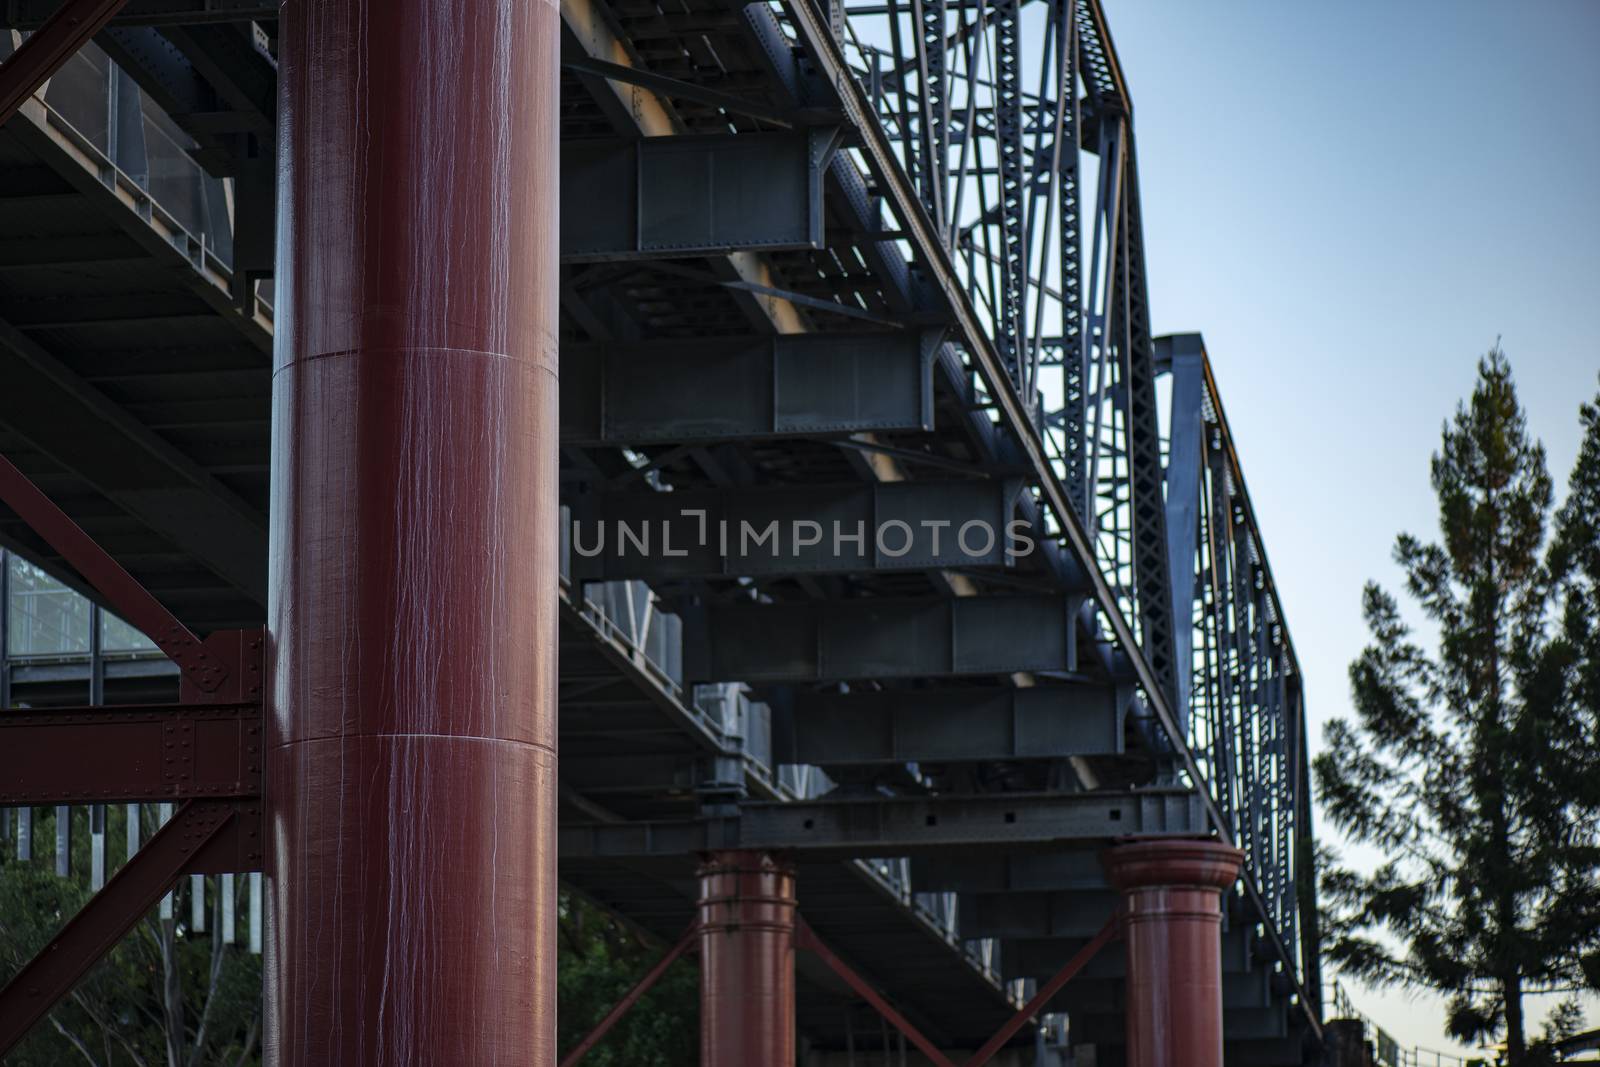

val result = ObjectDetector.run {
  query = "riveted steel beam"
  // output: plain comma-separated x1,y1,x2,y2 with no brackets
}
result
0,319,269,608
0,700,262,805
0,798,254,1058
561,132,830,261
682,594,1083,684
957,889,1118,939
0,0,273,26
911,849,1105,893
568,478,1023,582
773,683,1126,765
561,331,936,445
558,788,1203,859
0,0,129,126
1062,1005,1292,1048
1031,967,1277,1013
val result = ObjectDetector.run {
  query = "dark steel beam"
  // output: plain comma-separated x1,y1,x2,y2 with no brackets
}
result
0,453,237,690
956,889,1117,939
0,0,128,126
559,923,698,1067
0,700,261,805
0,798,241,1058
558,789,1203,859
1033,967,1277,1013
561,56,807,128
0,0,273,26
911,849,1104,893
561,132,829,261
962,917,1120,1066
1001,935,1129,981
568,479,1024,583
794,917,957,1067
561,331,936,445
0,318,269,608
682,594,1083,684
97,21,275,178
1158,332,1205,730
775,683,1126,765
1063,1006,1292,1049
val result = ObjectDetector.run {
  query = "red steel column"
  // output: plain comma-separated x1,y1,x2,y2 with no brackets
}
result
697,851,797,1067
268,1,559,1064
1101,838,1245,1067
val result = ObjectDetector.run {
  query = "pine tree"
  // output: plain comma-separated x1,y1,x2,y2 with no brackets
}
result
1314,350,1600,1064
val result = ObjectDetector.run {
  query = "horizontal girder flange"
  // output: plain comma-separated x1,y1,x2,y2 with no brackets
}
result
773,682,1127,765
0,1,276,26
957,889,1119,940
567,478,1032,582
561,131,830,260
0,701,262,805
682,593,1084,684
561,331,938,445
558,788,1203,859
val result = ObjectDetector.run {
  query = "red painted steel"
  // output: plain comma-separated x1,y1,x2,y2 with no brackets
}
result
697,851,797,1067
0,799,238,1056
795,917,957,1067
269,0,561,1062
961,916,1121,1066
1102,838,1245,1067
560,923,699,1067
0,700,261,805
0,455,229,690
0,0,128,125
795,912,1118,1067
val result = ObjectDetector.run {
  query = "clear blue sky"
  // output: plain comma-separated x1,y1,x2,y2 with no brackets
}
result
1105,0,1600,1053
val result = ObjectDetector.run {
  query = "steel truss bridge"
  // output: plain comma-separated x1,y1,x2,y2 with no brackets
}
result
0,0,1322,1063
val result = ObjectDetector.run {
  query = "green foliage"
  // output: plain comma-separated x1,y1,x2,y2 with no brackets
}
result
1314,351,1600,1065
557,892,698,1067
3,809,697,1065
0,806,262,1066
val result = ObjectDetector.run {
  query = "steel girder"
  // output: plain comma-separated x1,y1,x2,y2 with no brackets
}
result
561,132,834,261
0,319,269,603
0,0,129,125
559,788,1202,859
0,0,274,25
0,457,264,1058
0,700,260,805
682,593,1083,683
0,798,259,1055
773,682,1126,765
560,332,937,445
567,478,1027,581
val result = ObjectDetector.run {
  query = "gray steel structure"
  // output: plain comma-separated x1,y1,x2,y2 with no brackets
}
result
0,1,1321,1062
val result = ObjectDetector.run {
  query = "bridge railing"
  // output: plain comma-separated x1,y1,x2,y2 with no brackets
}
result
0,33,235,271
1329,984,1490,1067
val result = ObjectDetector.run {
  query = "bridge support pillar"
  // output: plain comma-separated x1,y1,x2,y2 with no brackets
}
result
1102,838,1244,1067
268,0,559,1064
698,851,798,1067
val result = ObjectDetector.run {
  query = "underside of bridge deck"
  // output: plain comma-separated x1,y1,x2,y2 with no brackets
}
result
0,1,1323,1064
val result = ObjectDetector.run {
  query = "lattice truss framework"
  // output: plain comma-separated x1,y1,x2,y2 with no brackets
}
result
827,0,1310,975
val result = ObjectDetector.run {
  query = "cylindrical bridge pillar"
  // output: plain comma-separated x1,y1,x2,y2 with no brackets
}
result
267,0,560,1063
697,851,797,1067
1102,838,1245,1067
